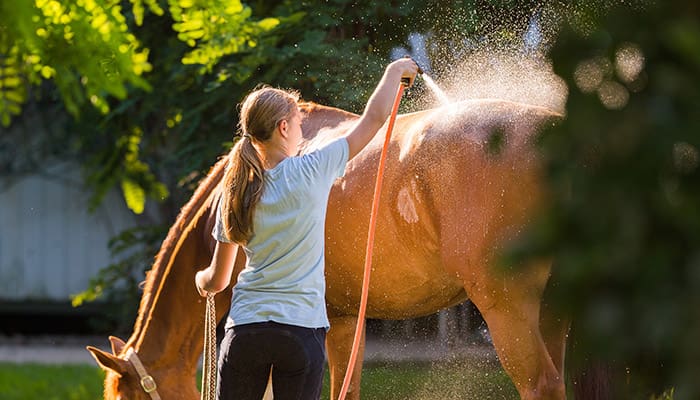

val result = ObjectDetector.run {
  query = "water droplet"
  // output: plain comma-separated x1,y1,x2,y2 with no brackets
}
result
597,80,629,109
615,42,645,83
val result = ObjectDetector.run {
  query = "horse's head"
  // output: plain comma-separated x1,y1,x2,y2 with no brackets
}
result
88,336,199,400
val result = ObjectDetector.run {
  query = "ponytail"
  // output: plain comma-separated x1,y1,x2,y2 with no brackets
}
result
220,136,264,243
220,86,299,243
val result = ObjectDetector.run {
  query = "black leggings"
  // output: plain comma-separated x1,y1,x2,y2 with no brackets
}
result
217,321,326,400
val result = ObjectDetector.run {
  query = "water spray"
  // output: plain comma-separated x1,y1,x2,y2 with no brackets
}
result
420,72,451,106
410,60,452,106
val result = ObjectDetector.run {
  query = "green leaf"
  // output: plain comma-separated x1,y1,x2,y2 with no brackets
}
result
257,17,280,31
0,0,154,124
2,76,21,87
121,178,146,214
173,19,204,31
3,89,25,103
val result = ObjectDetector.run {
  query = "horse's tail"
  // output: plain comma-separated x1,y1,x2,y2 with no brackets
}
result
129,155,229,343
544,262,617,400
567,326,616,400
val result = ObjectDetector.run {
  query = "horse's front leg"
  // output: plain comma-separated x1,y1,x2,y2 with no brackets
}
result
326,314,365,400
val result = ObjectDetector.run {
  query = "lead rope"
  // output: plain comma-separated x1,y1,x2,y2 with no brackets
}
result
337,79,408,400
201,293,217,400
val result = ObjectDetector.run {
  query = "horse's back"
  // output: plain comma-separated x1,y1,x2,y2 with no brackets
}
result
324,99,560,319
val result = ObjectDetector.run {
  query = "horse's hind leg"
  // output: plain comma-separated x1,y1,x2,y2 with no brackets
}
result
465,260,566,400
326,314,365,400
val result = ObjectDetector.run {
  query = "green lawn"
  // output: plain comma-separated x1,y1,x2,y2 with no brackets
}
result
0,360,517,400
345,360,517,400
0,363,104,400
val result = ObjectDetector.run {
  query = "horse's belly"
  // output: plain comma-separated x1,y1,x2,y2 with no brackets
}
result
325,251,466,319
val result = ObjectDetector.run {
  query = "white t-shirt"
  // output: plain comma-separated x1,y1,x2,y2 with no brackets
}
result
213,137,349,329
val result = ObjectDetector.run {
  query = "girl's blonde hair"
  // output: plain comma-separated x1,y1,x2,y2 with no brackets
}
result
221,86,300,243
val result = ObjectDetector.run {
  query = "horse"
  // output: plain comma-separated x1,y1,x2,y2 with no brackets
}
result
88,98,569,400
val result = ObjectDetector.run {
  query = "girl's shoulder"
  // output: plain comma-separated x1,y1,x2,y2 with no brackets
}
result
275,137,348,188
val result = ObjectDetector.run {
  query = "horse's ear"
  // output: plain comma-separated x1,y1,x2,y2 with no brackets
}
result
87,346,128,376
108,336,127,355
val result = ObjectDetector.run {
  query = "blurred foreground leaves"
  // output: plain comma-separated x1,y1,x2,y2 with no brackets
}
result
510,1,700,397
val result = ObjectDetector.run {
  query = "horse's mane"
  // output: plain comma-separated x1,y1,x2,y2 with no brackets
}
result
128,154,229,347
298,101,358,138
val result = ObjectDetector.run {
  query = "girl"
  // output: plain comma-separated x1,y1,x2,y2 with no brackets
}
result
195,58,418,400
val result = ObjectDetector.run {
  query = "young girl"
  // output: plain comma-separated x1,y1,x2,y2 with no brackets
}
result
195,58,418,400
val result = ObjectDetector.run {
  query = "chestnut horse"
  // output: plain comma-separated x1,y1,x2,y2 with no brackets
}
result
88,98,568,400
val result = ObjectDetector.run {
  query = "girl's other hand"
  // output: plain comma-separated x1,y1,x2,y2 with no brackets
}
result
195,269,209,298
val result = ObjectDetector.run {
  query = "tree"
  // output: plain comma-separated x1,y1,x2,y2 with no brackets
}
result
0,0,151,125
508,1,700,398
1,0,283,215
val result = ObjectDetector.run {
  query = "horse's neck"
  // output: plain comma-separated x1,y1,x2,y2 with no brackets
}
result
127,159,226,369
140,223,212,370
299,102,358,142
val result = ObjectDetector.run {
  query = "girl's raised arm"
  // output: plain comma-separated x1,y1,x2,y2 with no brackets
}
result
345,58,418,160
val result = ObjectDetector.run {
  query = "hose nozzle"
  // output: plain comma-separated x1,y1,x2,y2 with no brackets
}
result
401,55,424,86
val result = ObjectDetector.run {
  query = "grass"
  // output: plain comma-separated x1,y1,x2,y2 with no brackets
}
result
334,360,518,400
0,363,104,400
0,359,517,400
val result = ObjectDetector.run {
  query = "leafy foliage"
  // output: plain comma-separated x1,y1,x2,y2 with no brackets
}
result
507,1,700,397
0,0,152,124
1,0,283,214
169,0,280,72
0,44,25,127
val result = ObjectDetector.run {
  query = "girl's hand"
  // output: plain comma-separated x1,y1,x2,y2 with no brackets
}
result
388,57,419,87
195,269,209,298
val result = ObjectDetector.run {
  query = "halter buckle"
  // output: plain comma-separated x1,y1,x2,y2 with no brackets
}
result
140,375,157,393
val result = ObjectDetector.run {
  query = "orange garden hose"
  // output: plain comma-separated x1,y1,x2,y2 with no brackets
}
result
337,79,409,400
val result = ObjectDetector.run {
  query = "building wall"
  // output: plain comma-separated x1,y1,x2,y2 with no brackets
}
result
0,161,140,302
